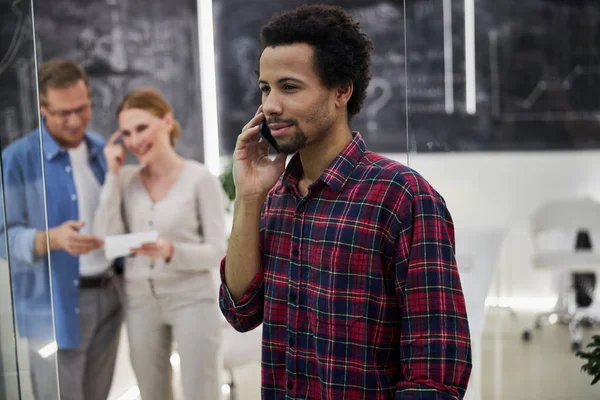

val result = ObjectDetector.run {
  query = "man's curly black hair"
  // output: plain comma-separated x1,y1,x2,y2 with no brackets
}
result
259,4,373,119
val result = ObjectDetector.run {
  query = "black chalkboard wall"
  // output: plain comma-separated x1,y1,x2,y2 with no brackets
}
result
0,0,204,160
0,1,38,148
213,0,409,154
214,0,600,153
2,0,599,155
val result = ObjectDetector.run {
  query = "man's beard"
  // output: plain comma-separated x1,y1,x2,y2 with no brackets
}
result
277,129,308,155
272,97,332,155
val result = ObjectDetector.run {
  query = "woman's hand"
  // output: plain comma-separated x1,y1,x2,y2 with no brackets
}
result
105,130,126,175
130,238,174,261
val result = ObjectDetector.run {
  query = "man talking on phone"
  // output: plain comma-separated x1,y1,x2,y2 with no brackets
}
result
0,59,122,400
219,4,471,400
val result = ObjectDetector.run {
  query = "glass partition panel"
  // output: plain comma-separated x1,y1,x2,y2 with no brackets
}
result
405,1,600,399
25,1,208,399
0,0,59,399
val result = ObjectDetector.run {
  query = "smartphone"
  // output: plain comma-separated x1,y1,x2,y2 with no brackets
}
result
114,135,125,146
259,121,279,153
113,134,128,164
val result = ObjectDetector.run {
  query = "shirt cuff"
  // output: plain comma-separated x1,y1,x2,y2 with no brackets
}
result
14,227,37,266
219,256,264,315
396,385,460,400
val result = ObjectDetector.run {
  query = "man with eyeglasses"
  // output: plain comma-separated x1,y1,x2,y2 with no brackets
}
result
0,59,122,400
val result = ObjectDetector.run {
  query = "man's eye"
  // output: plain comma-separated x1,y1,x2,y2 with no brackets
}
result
136,125,148,132
283,84,297,91
260,86,270,93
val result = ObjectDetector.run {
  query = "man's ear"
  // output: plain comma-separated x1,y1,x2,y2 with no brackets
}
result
335,81,354,108
40,103,48,118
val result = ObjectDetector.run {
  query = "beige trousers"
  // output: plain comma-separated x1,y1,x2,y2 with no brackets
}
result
125,279,221,400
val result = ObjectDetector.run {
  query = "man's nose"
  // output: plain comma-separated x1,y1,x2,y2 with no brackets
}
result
262,91,283,117
65,112,83,128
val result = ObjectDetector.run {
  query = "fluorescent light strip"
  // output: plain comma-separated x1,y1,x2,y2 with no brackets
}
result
485,296,556,311
464,0,476,114
443,0,454,114
402,0,410,163
197,0,221,176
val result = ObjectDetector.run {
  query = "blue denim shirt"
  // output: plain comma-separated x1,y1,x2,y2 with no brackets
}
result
0,122,108,349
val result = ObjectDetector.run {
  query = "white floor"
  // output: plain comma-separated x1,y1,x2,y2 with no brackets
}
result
481,308,600,400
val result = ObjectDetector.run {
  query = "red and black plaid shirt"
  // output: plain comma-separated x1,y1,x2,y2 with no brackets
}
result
220,133,471,399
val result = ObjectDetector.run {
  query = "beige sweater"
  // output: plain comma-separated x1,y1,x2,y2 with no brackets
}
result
94,160,226,297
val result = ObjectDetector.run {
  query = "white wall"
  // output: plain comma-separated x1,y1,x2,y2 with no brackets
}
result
383,150,600,302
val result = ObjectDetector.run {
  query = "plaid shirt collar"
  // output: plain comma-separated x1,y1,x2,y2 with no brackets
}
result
279,132,367,194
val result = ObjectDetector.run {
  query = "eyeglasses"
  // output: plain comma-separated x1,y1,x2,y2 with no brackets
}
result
45,102,92,120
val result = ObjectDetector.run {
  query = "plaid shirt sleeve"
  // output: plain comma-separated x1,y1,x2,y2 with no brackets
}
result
394,184,472,399
219,256,265,332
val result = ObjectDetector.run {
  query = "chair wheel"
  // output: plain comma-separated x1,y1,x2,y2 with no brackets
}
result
522,330,531,342
571,342,581,352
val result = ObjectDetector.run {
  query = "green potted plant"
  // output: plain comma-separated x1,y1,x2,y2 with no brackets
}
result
576,335,600,385
220,158,235,203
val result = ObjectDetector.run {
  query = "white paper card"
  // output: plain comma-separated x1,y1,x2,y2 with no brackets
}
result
104,231,158,259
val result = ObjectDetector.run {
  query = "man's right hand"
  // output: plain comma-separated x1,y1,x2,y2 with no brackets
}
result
105,130,125,175
48,220,104,256
233,105,287,203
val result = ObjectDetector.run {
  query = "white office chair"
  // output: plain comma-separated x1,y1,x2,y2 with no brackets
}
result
521,198,600,351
